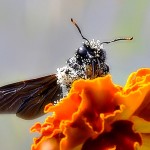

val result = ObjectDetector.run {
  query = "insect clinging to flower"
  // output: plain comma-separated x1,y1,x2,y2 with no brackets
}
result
0,18,133,120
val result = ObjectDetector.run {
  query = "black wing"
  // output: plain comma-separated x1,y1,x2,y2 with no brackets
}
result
0,74,62,120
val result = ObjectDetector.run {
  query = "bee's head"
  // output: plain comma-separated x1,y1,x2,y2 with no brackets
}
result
75,39,108,77
76,39,106,62
71,18,133,78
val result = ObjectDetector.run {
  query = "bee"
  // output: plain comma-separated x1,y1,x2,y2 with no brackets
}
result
0,18,133,120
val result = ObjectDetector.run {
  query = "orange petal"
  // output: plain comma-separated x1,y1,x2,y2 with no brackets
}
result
60,118,95,150
81,120,142,150
58,76,122,149
116,68,150,120
124,68,150,92
31,68,150,150
131,116,150,133
39,138,59,150
133,90,150,121
45,93,81,121
31,75,123,150
137,133,150,150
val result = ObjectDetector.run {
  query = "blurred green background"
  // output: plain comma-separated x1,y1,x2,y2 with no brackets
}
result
0,0,150,150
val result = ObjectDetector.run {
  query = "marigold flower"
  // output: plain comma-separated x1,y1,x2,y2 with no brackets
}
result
31,68,150,150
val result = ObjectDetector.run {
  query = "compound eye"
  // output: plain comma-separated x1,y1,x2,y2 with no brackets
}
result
77,45,87,57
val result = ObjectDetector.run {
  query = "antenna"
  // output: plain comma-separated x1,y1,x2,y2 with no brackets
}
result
100,37,133,45
71,18,90,45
